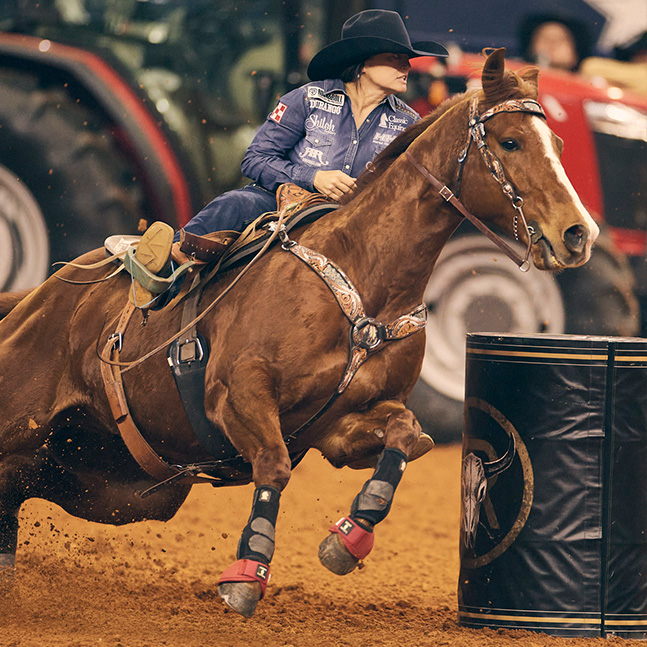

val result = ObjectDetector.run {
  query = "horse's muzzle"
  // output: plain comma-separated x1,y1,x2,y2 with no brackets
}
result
563,224,588,256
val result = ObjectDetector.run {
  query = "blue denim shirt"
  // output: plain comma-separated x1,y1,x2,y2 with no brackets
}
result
241,79,420,192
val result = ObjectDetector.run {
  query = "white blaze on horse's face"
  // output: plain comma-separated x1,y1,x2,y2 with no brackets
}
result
531,115,600,263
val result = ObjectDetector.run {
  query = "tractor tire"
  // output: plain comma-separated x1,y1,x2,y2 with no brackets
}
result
0,68,143,292
555,229,640,337
407,231,639,444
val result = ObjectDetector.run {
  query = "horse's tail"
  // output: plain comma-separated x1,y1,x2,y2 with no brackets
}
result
0,288,33,320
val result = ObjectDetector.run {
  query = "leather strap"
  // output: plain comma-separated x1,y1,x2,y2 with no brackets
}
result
404,149,530,270
329,516,375,560
179,229,238,262
100,302,215,485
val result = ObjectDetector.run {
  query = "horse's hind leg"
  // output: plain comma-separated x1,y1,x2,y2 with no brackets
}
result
318,405,422,575
0,443,92,587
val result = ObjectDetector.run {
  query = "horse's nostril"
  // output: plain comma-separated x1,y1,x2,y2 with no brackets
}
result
564,224,587,254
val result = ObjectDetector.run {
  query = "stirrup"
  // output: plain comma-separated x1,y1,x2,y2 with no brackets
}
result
127,222,174,308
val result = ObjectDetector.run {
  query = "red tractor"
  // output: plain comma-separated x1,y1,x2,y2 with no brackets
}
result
0,0,303,290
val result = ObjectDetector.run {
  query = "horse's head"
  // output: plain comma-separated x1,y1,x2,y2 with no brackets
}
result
456,48,599,271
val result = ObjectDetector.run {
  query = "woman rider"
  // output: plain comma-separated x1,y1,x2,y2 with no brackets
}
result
131,9,447,306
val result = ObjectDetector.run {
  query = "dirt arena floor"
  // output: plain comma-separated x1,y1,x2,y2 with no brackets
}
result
0,443,637,647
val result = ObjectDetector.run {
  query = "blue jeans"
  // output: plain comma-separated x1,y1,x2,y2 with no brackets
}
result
174,183,276,241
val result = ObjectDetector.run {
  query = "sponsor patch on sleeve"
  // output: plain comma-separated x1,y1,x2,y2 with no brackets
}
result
270,102,288,124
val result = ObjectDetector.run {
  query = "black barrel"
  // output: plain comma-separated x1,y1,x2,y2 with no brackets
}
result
458,333,647,639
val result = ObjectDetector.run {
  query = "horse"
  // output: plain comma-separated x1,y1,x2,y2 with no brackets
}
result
0,49,598,618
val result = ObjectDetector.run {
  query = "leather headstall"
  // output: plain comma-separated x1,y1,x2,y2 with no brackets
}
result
406,97,546,272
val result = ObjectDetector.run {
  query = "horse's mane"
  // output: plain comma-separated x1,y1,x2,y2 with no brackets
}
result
339,96,463,204
341,64,539,205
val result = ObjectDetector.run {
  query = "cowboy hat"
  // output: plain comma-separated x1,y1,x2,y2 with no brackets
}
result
307,9,448,81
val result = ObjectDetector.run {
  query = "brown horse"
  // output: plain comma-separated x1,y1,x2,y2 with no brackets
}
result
0,49,597,617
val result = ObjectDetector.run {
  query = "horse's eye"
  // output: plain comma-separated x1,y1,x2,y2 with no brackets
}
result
500,139,520,151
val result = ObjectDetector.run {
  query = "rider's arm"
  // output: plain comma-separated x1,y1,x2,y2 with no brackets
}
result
241,87,320,192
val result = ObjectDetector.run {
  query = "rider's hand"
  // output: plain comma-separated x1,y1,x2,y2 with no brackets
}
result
313,170,357,201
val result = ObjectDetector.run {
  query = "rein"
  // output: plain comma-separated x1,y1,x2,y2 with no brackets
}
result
405,97,547,272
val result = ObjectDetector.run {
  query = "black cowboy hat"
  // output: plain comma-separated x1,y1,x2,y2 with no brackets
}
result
307,9,448,81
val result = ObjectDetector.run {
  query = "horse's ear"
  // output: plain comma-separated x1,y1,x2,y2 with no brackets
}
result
520,66,540,95
481,48,506,99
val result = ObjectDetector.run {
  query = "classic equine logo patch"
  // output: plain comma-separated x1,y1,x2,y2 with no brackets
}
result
337,518,355,535
255,564,269,581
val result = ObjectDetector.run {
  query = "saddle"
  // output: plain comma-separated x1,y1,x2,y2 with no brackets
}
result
177,183,334,267
100,184,337,486
113,184,336,303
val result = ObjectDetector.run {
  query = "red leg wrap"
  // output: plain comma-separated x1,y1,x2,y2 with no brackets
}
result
218,559,271,598
329,516,374,560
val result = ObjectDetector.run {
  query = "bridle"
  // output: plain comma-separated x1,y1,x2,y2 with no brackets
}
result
405,96,547,272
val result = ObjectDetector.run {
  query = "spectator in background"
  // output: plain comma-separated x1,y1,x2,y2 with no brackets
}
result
614,31,647,64
581,31,647,95
518,12,592,71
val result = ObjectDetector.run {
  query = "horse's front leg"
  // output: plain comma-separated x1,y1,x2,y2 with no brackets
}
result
214,369,291,618
217,447,288,617
318,406,422,575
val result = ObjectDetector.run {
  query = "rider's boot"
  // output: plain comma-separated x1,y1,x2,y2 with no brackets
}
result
128,221,174,308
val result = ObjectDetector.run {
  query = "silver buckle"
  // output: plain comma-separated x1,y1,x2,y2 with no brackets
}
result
178,337,204,364
108,332,123,352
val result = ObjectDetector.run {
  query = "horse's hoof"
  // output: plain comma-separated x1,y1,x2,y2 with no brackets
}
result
318,532,360,575
218,581,262,618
